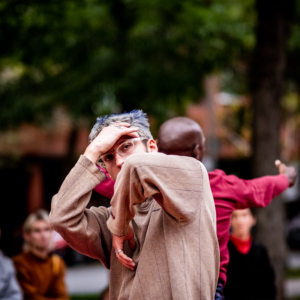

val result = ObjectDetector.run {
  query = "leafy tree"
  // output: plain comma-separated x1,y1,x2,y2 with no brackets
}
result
0,0,255,134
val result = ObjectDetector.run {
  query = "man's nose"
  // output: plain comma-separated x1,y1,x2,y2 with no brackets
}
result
115,153,125,168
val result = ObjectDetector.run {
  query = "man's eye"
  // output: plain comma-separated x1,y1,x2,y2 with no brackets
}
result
104,154,113,162
121,142,133,151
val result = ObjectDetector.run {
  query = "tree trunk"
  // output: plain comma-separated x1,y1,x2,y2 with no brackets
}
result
251,1,294,299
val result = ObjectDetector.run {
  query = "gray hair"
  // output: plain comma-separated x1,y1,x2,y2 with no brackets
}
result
89,110,153,143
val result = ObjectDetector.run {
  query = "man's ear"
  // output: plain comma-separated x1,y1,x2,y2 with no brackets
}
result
192,144,201,160
147,139,158,153
23,232,30,243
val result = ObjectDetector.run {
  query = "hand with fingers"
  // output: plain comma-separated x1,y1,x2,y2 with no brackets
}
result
275,160,297,187
113,223,136,271
84,122,139,164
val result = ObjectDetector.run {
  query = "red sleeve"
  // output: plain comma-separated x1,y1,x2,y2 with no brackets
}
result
94,166,115,199
209,170,289,209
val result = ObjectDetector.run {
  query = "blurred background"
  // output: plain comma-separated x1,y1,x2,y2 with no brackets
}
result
0,0,300,299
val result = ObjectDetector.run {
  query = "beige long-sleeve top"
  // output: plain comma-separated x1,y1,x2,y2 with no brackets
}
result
50,152,219,300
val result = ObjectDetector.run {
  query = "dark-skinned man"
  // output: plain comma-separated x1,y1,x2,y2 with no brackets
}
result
94,116,297,300
157,117,296,299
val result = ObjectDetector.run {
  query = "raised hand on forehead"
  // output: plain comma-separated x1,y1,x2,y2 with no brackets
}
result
84,122,139,164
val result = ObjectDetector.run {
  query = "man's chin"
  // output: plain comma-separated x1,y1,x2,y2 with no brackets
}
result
110,171,120,181
35,244,50,252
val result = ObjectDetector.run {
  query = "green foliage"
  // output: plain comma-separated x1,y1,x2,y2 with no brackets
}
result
287,0,300,98
286,268,300,279
0,0,255,130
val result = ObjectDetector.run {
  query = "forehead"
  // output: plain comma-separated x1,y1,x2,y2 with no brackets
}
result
31,220,50,229
232,208,252,217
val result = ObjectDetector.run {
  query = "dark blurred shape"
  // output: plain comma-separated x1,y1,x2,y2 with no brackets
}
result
224,209,276,300
250,0,295,298
286,198,300,250
0,111,111,257
224,240,276,300
287,227,300,250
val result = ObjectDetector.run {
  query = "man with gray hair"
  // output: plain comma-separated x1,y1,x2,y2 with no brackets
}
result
50,110,219,300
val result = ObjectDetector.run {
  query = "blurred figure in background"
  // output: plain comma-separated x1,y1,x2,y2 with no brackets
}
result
13,210,69,300
0,225,22,300
224,208,276,300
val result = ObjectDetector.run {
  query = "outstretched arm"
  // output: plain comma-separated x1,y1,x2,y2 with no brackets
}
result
211,161,296,209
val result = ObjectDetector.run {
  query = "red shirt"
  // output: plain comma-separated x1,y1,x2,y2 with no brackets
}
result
210,170,288,284
94,166,114,198
94,168,289,285
229,235,252,254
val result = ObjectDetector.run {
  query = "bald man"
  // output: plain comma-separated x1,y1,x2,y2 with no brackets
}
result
157,117,206,161
94,117,297,300
157,117,296,300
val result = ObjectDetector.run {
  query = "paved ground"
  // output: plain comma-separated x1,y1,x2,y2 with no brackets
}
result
66,262,109,295
287,252,300,269
286,252,300,298
285,278,300,298
66,259,300,297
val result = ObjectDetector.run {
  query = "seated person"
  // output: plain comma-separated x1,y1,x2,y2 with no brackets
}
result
0,225,22,300
13,210,69,300
223,208,276,300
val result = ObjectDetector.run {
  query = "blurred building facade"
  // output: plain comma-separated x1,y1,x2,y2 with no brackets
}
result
0,84,299,255
0,109,109,256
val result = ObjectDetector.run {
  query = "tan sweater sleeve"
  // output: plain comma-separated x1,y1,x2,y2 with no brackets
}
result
107,152,205,236
50,155,113,268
